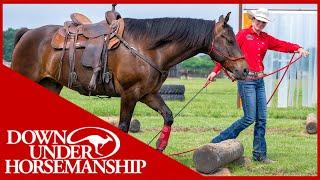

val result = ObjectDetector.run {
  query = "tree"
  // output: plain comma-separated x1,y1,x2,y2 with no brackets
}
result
181,55,215,75
3,28,18,62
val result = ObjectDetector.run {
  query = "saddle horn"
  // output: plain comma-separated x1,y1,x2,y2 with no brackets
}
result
112,4,117,11
106,4,122,25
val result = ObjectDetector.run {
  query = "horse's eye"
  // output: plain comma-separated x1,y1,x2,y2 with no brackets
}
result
227,39,234,44
222,35,234,44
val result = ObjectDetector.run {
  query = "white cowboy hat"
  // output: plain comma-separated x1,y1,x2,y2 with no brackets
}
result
248,8,271,23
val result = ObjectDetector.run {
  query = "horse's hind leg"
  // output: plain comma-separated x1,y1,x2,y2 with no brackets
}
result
140,93,173,152
39,78,63,95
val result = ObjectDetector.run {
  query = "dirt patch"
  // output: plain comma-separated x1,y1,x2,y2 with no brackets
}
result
242,127,296,134
232,156,252,167
192,168,232,176
267,127,296,133
99,116,119,126
144,127,221,133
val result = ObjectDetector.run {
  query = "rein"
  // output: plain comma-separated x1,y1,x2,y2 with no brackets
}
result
115,34,168,78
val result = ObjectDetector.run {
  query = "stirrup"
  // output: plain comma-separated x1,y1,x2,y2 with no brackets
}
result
68,72,77,88
88,77,97,91
103,72,112,83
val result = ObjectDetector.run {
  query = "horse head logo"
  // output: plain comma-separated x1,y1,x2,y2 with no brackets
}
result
67,127,120,159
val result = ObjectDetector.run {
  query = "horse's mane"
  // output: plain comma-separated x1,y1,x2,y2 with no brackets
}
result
124,18,214,50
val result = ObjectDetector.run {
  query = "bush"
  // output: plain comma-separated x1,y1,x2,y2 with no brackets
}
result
181,55,214,75
3,28,18,62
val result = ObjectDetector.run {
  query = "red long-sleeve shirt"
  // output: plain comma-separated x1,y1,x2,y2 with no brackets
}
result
212,26,301,73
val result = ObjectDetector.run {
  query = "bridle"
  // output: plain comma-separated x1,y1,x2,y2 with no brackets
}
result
208,21,245,62
208,23,245,81
208,41,245,62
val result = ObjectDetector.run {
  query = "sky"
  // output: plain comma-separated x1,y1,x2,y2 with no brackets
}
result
3,4,316,32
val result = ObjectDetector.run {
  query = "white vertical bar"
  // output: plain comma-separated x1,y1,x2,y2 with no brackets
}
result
277,57,289,108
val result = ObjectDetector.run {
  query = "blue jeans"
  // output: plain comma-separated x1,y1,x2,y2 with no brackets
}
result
211,79,267,161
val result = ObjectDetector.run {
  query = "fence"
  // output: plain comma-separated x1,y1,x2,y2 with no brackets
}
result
262,10,317,107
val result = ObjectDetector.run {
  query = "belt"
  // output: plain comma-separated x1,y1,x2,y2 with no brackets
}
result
248,71,264,77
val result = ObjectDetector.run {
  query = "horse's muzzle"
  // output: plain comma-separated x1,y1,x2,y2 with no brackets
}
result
233,67,249,80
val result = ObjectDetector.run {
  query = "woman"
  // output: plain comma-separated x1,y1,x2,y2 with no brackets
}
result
206,8,309,163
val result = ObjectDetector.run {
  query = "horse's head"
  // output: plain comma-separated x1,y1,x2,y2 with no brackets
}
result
208,12,248,80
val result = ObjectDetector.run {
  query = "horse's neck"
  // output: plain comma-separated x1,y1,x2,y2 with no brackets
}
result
160,43,206,70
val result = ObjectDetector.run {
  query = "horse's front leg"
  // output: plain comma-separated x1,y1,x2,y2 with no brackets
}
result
140,93,173,152
118,93,138,132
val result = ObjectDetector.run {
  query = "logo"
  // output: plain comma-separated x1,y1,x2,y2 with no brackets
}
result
246,34,254,40
67,127,120,159
4,127,146,174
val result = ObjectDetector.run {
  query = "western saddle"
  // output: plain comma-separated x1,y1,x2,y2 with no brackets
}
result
51,4,123,95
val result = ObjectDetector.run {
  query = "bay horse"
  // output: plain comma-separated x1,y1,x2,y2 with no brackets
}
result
11,12,248,152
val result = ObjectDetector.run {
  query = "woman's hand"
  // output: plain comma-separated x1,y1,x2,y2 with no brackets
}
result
207,72,217,82
297,48,310,57
203,72,218,88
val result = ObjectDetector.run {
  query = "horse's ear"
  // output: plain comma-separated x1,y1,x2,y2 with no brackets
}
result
225,12,231,23
219,15,224,22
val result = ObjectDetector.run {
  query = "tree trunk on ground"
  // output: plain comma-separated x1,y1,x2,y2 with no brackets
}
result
306,113,317,134
193,139,244,174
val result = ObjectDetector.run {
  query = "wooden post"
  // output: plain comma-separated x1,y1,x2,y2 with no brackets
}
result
239,4,243,31
237,4,243,109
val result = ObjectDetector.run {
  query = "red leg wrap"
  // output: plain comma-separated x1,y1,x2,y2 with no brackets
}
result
156,125,171,152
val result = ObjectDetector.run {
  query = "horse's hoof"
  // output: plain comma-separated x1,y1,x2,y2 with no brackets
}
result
156,138,167,152
156,149,164,153
156,139,160,148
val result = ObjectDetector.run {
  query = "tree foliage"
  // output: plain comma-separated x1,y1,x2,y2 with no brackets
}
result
3,28,18,62
181,55,215,74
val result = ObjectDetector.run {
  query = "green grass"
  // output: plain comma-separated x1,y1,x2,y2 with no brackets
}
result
60,78,317,176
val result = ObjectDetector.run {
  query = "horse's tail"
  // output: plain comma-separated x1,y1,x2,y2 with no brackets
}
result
14,28,30,48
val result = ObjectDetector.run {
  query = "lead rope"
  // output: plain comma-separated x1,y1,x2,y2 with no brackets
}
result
265,53,299,104
165,53,303,157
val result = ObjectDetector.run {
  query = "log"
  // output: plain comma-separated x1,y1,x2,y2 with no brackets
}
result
306,113,317,134
99,116,141,133
193,139,244,174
